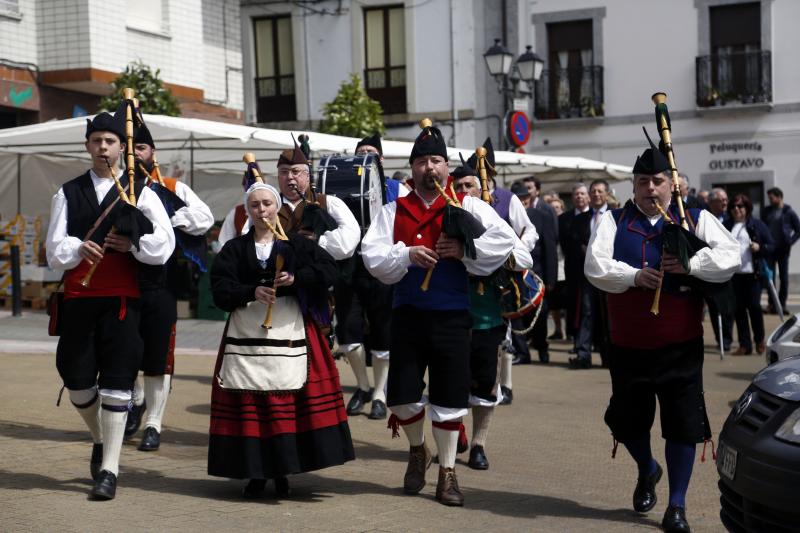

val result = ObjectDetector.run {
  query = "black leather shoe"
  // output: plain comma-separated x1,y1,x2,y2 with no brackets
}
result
512,355,531,365
367,399,387,420
547,331,564,340
538,350,550,364
90,470,117,500
124,401,146,438
468,445,489,470
242,478,266,499
138,427,161,451
346,388,373,415
90,443,103,481
633,462,663,513
568,356,591,370
499,385,513,405
661,505,691,532
274,476,290,498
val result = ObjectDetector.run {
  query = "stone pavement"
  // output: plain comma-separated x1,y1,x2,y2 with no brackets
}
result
0,310,784,532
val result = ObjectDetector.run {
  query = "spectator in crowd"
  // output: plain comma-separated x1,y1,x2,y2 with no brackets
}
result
522,176,558,227
541,190,559,204
547,197,566,340
725,194,774,354
697,189,710,205
704,187,734,351
559,183,590,348
762,187,800,315
678,174,705,209
569,179,610,369
707,188,729,224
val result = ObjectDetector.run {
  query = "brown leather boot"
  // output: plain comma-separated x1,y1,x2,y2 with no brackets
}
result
403,443,432,494
435,466,464,506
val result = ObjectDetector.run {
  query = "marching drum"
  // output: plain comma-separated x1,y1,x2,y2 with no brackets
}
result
316,153,386,231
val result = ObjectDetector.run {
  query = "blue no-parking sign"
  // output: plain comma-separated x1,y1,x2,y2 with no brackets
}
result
506,111,531,147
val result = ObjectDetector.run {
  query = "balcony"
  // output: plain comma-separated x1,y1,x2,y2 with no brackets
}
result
255,74,296,123
696,50,771,108
534,66,604,120
364,66,406,115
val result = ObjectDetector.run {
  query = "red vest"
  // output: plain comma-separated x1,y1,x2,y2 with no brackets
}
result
393,188,467,247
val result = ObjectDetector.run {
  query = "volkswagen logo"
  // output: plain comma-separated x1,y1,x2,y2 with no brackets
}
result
734,391,754,421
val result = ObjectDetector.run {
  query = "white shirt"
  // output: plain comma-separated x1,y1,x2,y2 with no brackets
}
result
217,194,361,261
46,169,176,270
731,222,754,274
507,194,539,252
170,181,215,236
584,206,740,293
361,195,517,284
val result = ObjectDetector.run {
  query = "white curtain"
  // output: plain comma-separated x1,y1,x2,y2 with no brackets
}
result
556,51,570,112
579,49,593,105
717,45,733,98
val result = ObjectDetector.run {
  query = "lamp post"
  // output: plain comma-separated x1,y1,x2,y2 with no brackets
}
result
483,41,544,149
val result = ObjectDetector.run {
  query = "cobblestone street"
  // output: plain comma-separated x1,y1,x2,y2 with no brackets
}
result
0,310,777,532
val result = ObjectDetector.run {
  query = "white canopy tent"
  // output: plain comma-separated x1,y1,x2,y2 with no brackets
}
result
0,115,632,221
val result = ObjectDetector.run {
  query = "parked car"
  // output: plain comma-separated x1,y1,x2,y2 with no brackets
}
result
764,313,800,365
717,355,800,531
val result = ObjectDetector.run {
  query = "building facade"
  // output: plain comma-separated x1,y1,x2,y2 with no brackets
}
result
0,0,244,126
527,0,800,276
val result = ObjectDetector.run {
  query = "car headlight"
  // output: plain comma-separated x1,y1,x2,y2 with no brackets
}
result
775,406,800,444
772,315,798,342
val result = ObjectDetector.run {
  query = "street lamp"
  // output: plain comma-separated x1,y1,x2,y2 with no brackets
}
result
483,40,544,149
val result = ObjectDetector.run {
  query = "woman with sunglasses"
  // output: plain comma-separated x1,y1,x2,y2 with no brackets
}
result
724,194,775,355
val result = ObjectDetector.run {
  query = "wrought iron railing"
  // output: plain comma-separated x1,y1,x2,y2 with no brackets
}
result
696,50,771,107
364,66,406,115
534,65,604,120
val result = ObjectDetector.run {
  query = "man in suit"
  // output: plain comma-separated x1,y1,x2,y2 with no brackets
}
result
569,179,610,369
523,176,559,228
511,182,557,363
678,174,705,210
559,183,590,344
707,188,729,224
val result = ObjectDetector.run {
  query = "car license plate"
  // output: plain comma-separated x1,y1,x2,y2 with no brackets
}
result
717,441,737,481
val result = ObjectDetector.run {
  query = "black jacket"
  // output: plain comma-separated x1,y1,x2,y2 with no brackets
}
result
761,204,800,252
526,206,557,287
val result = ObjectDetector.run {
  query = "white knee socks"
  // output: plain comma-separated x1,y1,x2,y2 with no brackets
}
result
401,415,425,447
345,345,371,392
499,350,513,389
132,376,145,407
471,406,494,448
99,395,129,476
371,356,390,404
143,374,171,433
432,425,459,468
69,387,102,444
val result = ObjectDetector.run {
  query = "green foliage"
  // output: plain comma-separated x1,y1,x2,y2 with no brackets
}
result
98,61,181,116
320,74,385,138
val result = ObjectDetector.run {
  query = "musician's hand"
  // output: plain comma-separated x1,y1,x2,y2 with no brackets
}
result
750,242,760,253
435,234,464,260
79,241,104,264
274,271,294,287
104,234,132,253
298,229,318,241
409,246,439,269
661,252,689,274
255,286,276,305
635,267,663,290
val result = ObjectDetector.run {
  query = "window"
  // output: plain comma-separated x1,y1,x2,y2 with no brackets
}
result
363,5,406,115
536,19,603,119
126,0,168,34
253,16,296,123
697,2,770,106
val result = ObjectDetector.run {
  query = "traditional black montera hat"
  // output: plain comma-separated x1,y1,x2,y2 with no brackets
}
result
633,127,671,175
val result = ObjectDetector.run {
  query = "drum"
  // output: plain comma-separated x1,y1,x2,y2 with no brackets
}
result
499,269,545,320
316,153,386,231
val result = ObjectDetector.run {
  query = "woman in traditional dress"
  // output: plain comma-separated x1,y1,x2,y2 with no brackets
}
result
208,182,354,498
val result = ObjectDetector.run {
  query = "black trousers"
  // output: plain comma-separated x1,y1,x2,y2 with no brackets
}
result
387,306,472,409
334,275,392,351
706,296,733,350
470,325,506,402
604,337,710,444
56,296,143,391
733,273,765,350
139,287,177,375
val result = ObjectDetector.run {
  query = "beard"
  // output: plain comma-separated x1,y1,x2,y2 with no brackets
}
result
419,171,442,193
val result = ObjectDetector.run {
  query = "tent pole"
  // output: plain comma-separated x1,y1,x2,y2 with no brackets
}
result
189,134,195,189
16,153,21,215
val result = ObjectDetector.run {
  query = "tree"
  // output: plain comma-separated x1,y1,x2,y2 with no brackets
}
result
98,61,181,116
320,74,385,138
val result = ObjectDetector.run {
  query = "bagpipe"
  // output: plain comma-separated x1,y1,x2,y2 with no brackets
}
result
132,101,208,272
81,88,153,287
648,92,734,328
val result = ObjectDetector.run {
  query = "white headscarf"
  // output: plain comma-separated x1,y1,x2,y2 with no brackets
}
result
244,182,282,222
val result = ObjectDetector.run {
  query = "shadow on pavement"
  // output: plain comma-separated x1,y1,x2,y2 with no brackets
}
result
717,371,757,382
172,374,213,386
0,470,92,494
